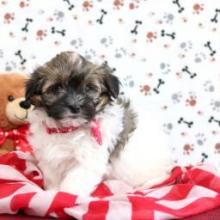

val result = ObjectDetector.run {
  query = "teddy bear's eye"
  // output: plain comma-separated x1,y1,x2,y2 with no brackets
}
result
8,95,15,102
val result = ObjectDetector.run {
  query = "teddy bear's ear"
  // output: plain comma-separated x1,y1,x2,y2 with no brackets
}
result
25,74,44,106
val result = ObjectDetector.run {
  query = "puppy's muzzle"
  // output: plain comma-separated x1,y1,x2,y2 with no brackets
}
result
69,105,80,114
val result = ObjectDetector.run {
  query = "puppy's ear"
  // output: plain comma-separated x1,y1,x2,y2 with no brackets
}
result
103,74,120,99
25,74,44,106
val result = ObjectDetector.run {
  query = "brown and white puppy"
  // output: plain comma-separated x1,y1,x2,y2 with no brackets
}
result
25,51,173,195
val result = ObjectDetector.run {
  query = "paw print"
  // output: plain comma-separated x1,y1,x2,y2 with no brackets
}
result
146,32,157,42
113,0,124,9
163,122,173,134
4,12,14,24
163,13,175,24
129,0,140,10
194,53,206,63
5,61,17,71
211,100,220,112
36,29,47,40
84,49,96,60
70,38,83,49
183,144,194,155
19,1,29,8
195,133,206,146
179,41,193,52
100,36,113,47
160,62,171,74
82,1,93,11
203,81,215,92
171,92,182,104
30,54,36,60
38,9,45,15
215,143,220,154
0,50,3,58
53,10,65,21
140,84,151,95
123,75,135,88
115,48,126,58
193,3,204,14
186,94,197,107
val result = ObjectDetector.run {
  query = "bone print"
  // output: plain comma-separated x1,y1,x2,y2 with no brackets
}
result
153,78,165,94
201,153,208,163
21,18,33,32
182,66,197,79
15,50,26,65
161,30,176,40
130,20,142,35
51,27,66,36
211,9,220,23
102,61,116,72
172,0,184,13
62,0,74,10
178,117,193,128
204,41,216,56
96,9,107,24
208,116,220,127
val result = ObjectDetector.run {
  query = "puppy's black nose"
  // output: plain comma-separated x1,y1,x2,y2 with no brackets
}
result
69,105,80,114
19,100,31,109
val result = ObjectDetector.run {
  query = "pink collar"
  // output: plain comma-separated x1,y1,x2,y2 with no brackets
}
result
42,119,102,145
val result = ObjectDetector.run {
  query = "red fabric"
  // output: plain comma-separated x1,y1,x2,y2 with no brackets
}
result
0,124,32,153
0,151,220,219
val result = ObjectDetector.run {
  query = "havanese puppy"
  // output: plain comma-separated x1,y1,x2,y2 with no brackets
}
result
25,51,173,195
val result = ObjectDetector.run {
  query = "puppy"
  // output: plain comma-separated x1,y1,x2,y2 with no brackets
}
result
25,51,173,195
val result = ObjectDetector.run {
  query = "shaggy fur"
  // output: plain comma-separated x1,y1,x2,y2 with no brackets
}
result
26,51,173,195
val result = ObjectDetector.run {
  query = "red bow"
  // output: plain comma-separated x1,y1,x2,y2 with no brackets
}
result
0,124,33,153
43,119,103,145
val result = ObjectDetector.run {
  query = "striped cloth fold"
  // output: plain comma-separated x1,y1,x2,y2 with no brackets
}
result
0,151,220,220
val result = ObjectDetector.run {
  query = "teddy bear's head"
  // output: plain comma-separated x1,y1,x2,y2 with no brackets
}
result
0,73,32,130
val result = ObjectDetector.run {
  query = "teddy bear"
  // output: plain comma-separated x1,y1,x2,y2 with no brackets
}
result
0,73,33,155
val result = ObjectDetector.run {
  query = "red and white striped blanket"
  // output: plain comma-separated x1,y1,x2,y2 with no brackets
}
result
0,151,220,220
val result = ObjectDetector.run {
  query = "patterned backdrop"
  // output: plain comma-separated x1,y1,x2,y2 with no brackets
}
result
0,0,220,168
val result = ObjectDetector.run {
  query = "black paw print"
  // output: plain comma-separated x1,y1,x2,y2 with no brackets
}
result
171,92,183,104
195,133,206,146
163,122,173,134
163,13,175,24
84,49,96,60
115,48,127,58
123,75,135,88
180,41,192,52
53,10,65,21
5,61,17,71
194,53,206,63
70,38,83,49
0,50,3,58
211,100,220,112
160,62,171,74
100,36,113,47
203,81,215,92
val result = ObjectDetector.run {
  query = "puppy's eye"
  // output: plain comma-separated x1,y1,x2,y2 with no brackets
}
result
8,95,15,102
47,83,63,94
85,84,98,93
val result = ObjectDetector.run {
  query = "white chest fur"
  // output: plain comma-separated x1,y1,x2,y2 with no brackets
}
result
28,101,173,195
28,103,124,192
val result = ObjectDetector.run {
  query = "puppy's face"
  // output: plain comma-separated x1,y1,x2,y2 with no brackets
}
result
25,51,120,121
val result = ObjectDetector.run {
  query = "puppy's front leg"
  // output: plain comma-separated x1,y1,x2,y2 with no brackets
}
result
60,166,103,196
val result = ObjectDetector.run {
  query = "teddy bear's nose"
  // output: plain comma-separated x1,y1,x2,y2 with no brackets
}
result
19,100,31,109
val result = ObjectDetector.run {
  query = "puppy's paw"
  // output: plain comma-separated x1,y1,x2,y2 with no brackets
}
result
60,181,95,196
